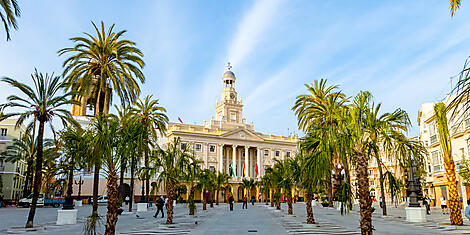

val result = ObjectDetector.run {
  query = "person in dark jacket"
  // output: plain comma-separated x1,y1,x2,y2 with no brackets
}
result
228,193,234,211
154,196,165,218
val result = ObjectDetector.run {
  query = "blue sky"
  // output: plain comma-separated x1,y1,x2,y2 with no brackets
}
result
1,0,469,137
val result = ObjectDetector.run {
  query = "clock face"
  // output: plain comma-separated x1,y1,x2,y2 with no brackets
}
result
230,93,235,99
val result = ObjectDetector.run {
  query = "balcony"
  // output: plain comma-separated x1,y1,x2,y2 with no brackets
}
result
430,135,438,144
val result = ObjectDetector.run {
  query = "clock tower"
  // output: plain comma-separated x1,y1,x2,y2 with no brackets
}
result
215,63,244,124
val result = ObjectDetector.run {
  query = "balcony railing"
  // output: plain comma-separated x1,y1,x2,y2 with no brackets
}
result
430,135,438,144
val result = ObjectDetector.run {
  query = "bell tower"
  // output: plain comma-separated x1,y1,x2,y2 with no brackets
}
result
215,63,243,124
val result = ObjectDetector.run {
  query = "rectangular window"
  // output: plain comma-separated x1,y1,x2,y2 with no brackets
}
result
431,150,443,172
209,166,215,171
286,152,291,158
264,150,269,156
210,145,216,152
275,151,280,157
230,113,236,121
181,143,187,150
195,144,202,152
0,128,6,136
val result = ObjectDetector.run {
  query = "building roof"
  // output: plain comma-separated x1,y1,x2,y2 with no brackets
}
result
222,70,236,79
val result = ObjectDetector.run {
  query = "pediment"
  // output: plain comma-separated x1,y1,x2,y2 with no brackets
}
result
221,129,264,141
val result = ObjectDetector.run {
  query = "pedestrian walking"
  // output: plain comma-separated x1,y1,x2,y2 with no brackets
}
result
154,196,165,218
423,196,431,215
229,193,234,211
441,197,448,214
251,196,255,205
242,195,248,209
465,199,470,221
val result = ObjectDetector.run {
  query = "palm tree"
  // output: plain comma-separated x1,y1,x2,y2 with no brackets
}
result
58,21,145,115
264,167,276,208
434,102,463,225
272,159,295,214
153,138,193,224
0,70,77,228
90,115,122,235
215,173,230,205
260,175,271,205
132,95,168,203
197,169,215,211
0,0,20,40
115,105,146,212
292,79,347,207
240,178,256,203
183,160,201,215
59,126,90,208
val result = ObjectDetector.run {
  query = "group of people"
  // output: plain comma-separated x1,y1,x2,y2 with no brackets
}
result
227,193,257,210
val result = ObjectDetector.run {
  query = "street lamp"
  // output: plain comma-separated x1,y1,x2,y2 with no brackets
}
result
408,160,421,207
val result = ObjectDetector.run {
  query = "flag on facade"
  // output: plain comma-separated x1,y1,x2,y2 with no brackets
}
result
230,163,235,176
178,117,183,124
255,163,259,176
243,163,245,177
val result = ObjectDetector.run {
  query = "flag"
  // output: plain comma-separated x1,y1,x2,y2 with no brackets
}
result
178,117,183,124
230,163,235,177
255,164,259,176
243,163,245,177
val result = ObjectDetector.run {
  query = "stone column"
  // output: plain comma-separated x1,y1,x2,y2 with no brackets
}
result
232,145,237,177
244,146,249,178
226,148,230,174
257,148,261,178
219,144,224,173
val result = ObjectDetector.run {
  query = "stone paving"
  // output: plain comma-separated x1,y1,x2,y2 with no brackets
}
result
3,202,470,234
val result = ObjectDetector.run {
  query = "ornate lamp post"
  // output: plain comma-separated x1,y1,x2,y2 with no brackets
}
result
74,176,84,201
408,160,421,207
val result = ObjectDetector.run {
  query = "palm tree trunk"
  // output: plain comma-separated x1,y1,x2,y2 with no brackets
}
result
203,190,207,210
305,191,315,224
270,189,274,207
216,189,219,206
287,189,293,215
166,181,175,224
119,160,125,200
92,161,100,213
328,173,333,207
145,148,149,203
23,159,33,197
377,159,387,216
105,170,119,235
129,156,135,212
265,191,268,205
25,121,45,228
210,190,214,208
357,154,373,235
445,159,463,225
189,186,195,215
276,189,281,210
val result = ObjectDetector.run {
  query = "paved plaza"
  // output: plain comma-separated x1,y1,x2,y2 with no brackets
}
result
2,202,470,234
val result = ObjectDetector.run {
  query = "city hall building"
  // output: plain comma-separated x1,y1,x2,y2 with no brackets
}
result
166,64,299,201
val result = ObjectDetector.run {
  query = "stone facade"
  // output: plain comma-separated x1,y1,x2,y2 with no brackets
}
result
0,119,27,201
166,64,299,201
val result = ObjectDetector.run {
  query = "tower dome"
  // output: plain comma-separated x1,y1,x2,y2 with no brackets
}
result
222,62,236,79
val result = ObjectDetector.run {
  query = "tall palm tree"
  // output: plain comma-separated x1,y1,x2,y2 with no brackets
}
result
272,159,295,214
434,102,463,225
264,167,276,208
215,172,230,205
90,115,122,235
132,95,168,203
0,0,20,40
0,70,77,228
292,79,347,207
58,21,145,115
260,175,271,205
367,103,410,216
153,138,193,224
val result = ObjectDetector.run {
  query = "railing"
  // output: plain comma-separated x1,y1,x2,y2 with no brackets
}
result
430,135,438,144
